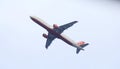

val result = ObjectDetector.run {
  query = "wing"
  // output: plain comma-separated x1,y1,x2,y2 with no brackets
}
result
45,33,56,49
54,21,78,34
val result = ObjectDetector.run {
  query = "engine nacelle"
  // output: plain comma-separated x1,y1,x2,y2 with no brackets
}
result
42,33,48,38
53,24,59,28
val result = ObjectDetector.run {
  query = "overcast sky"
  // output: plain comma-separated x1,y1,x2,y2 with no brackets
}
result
0,0,120,69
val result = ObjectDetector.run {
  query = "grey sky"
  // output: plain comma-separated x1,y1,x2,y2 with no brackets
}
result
0,0,120,69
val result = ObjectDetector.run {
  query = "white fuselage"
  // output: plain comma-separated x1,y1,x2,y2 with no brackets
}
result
30,16,79,48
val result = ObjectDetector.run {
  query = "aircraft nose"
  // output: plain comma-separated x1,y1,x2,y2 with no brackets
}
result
30,16,34,19
30,16,38,22
30,16,34,20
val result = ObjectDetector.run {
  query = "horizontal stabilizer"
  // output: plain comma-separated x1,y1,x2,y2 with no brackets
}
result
80,43,89,48
76,48,81,54
76,43,89,54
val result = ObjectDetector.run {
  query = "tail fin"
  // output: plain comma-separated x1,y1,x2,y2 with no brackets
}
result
77,41,85,46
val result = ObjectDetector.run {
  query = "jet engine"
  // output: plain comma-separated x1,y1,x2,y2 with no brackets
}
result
53,24,59,28
42,33,48,38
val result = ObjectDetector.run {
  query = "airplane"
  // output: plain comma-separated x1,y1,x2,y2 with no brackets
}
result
30,16,89,54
